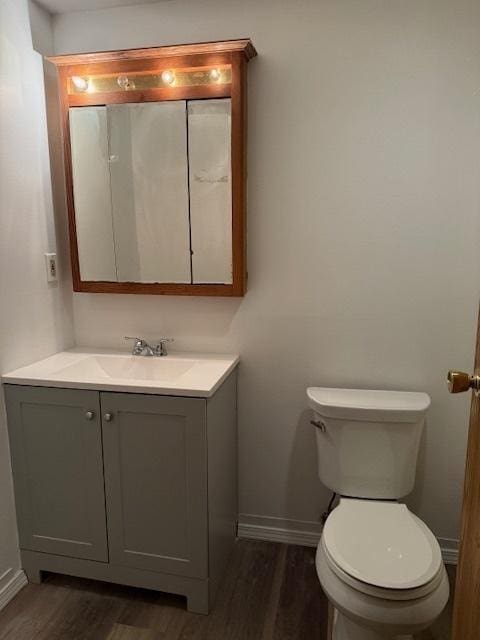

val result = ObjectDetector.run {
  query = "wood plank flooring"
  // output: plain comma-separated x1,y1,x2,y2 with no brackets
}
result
0,541,454,640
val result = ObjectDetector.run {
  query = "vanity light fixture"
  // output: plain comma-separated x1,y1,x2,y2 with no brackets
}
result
71,76,89,91
161,69,175,85
209,68,221,81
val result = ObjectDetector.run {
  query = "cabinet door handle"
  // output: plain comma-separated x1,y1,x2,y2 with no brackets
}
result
85,411,95,420
104,413,113,422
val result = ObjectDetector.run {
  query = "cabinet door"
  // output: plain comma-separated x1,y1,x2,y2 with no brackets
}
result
188,98,233,284
4,386,108,561
69,106,117,282
101,393,208,578
108,101,191,284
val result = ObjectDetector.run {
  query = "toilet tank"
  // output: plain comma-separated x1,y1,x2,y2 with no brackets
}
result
307,387,431,500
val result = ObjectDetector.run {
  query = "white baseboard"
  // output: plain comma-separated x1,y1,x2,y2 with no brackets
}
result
238,514,321,548
437,538,459,565
238,515,459,565
0,569,27,612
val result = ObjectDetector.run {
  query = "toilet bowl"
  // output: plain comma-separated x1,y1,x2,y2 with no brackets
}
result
317,498,449,639
307,387,450,639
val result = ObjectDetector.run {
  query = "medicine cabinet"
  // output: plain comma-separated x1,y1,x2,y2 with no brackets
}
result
48,39,256,296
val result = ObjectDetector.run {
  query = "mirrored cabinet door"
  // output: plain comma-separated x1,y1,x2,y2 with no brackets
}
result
69,107,117,282
68,98,233,286
108,101,191,284
188,99,232,285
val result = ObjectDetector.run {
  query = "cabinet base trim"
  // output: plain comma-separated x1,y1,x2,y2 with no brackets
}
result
20,550,210,614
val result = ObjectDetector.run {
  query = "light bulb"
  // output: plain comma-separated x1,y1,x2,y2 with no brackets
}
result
117,75,135,90
161,70,175,85
209,68,221,82
71,76,89,91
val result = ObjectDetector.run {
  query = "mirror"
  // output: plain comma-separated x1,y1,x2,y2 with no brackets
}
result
69,98,232,285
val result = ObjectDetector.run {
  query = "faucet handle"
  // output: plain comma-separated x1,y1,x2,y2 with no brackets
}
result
154,338,174,357
124,336,145,355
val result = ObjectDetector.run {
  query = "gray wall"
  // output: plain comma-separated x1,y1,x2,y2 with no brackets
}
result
0,0,74,593
48,0,480,546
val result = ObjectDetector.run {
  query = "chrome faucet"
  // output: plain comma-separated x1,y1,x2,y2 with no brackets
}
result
125,336,174,357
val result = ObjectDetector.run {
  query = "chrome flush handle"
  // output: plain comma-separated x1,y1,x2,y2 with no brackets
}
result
311,419,326,432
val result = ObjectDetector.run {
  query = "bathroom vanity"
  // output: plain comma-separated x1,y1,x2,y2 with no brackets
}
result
2,350,239,614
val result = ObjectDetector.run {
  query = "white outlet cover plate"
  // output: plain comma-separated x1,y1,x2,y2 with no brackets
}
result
45,253,58,282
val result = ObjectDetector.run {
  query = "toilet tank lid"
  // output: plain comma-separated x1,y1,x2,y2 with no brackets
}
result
307,387,431,422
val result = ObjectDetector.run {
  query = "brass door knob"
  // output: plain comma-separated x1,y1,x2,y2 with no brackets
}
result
447,370,480,394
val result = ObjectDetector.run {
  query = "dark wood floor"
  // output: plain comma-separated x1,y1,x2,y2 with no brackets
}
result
0,541,455,640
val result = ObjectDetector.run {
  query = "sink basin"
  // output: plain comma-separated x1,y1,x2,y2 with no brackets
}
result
1,349,239,397
56,355,195,383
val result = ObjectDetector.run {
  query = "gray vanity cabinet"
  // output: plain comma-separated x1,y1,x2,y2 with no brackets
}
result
4,372,237,614
101,392,207,578
4,386,108,562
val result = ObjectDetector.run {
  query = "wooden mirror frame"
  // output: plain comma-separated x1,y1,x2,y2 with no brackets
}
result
48,39,257,296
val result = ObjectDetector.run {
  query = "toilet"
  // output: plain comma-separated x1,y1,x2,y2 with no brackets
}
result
307,387,449,640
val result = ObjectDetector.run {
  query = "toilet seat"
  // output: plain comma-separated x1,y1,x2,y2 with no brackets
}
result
323,498,443,599
322,538,444,601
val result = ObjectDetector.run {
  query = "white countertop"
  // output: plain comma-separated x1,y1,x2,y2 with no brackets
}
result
1,348,239,398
